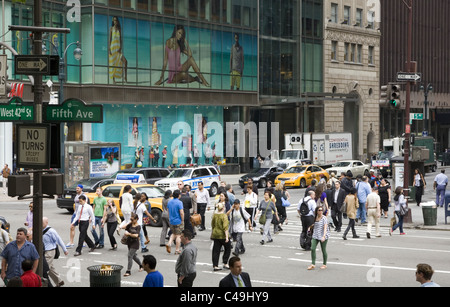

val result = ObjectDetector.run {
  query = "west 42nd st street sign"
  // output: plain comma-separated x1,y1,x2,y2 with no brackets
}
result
44,98,103,123
0,97,34,122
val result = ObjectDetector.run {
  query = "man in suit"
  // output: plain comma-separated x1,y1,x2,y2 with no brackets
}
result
219,256,252,287
327,181,346,232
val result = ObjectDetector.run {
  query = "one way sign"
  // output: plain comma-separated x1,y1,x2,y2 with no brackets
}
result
397,72,422,82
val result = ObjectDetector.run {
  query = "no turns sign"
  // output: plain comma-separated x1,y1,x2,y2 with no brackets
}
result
17,124,50,169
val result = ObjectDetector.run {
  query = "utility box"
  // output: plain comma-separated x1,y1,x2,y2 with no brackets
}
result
64,141,121,187
8,175,31,197
42,173,64,196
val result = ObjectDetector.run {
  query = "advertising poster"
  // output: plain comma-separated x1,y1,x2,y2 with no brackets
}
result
90,146,121,178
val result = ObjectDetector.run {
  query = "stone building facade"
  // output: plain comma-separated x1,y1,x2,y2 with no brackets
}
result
323,0,381,161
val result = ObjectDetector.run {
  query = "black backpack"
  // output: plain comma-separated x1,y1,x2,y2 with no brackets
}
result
299,198,310,216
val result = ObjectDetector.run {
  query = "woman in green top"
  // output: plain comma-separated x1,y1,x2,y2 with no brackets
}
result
210,203,231,271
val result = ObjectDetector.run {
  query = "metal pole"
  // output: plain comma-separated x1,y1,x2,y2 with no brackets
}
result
403,0,413,223
32,0,44,278
424,90,428,134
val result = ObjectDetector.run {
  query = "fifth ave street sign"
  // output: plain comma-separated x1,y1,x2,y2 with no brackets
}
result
43,98,103,123
397,72,422,82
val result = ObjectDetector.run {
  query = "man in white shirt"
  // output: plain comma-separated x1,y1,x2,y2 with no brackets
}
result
71,195,96,256
67,184,89,249
194,181,210,231
434,170,448,207
366,187,381,239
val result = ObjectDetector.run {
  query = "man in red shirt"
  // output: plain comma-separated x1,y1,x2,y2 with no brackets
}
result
20,259,42,287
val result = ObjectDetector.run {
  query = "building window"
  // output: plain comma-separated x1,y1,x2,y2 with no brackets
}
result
331,41,337,61
351,43,355,62
356,8,363,27
367,11,375,29
330,3,338,23
189,0,198,18
357,44,362,63
344,42,349,61
343,6,350,24
368,46,374,65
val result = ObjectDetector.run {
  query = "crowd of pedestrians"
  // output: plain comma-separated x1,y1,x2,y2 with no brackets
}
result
0,167,447,288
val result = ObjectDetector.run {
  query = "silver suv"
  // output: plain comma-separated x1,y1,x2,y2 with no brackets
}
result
154,166,221,196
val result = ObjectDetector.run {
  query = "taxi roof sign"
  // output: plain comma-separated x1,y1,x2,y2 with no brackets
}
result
114,173,146,184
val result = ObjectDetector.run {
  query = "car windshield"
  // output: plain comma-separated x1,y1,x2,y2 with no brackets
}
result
136,186,165,198
284,166,307,174
68,180,97,190
250,168,269,176
377,152,393,160
168,169,192,178
280,150,300,160
334,162,351,167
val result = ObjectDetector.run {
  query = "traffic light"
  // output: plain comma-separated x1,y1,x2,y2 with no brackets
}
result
380,85,390,106
389,84,401,108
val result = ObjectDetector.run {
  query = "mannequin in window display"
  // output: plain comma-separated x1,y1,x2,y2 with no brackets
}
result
162,145,168,168
154,146,160,167
135,147,140,168
149,146,155,167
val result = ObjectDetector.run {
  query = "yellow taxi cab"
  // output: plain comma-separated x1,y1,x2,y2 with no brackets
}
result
274,164,329,188
86,183,165,227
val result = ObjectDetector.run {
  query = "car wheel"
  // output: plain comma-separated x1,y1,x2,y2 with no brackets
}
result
259,179,267,188
209,183,218,197
149,208,162,227
300,178,306,188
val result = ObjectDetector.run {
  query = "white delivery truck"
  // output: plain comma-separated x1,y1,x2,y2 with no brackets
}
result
272,132,353,169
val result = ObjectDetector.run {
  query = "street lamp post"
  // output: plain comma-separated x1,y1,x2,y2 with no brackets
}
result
54,41,82,174
58,41,82,104
420,83,433,136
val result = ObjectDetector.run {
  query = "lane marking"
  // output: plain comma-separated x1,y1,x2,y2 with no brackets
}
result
345,243,450,254
287,258,450,274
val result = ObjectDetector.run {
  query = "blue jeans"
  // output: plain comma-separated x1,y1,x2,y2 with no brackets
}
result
139,226,147,250
356,199,367,223
392,211,404,233
91,216,104,246
436,186,446,207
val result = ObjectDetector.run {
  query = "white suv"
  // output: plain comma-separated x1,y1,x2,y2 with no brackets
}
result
155,166,221,196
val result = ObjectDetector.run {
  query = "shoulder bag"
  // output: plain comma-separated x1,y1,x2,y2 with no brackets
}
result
259,201,271,225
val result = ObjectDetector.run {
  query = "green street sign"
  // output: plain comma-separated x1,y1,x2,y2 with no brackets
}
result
0,97,34,122
410,113,423,120
44,98,103,123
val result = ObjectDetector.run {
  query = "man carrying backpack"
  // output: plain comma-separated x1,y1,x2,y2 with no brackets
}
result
227,200,252,256
298,191,317,250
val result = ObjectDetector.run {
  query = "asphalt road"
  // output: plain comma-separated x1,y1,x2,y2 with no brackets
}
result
1,166,450,288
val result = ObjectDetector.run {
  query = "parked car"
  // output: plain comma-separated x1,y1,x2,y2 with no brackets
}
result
116,167,170,184
155,166,221,196
56,177,115,213
239,166,285,188
326,160,370,178
85,183,165,227
274,164,329,188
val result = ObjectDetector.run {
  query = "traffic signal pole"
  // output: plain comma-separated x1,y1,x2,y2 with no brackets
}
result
9,0,70,279
403,0,413,222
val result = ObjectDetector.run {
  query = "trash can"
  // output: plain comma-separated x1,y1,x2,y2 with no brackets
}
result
421,202,437,226
87,264,123,287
